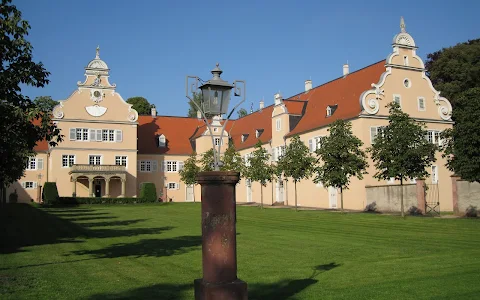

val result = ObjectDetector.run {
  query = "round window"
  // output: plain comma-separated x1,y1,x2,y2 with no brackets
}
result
94,91,101,97
403,79,411,88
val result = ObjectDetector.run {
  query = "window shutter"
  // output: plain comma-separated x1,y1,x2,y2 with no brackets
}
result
137,161,141,171
33,182,38,188
308,139,313,152
38,158,44,170
178,161,184,171
115,130,123,142
89,129,96,141
370,127,377,144
176,183,180,190
69,128,76,140
163,161,167,172
152,160,158,172
96,129,102,141
21,182,26,188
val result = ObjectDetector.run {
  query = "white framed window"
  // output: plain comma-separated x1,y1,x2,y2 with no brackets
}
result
166,161,178,172
115,156,127,167
403,78,411,88
244,153,252,166
214,137,221,146
89,155,102,165
403,56,409,66
213,127,218,132
22,181,37,189
308,136,325,153
168,182,180,190
393,94,401,107
140,161,146,172
276,119,281,131
145,161,152,172
109,130,115,142
370,126,386,144
425,130,442,146
102,129,109,141
70,128,91,141
417,97,426,111
138,160,157,172
26,157,36,170
431,165,438,184
62,155,75,167
272,146,286,162
158,134,166,147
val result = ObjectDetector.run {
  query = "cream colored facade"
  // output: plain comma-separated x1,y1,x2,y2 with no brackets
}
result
8,19,455,212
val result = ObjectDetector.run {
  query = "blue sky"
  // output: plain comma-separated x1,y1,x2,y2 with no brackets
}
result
16,0,480,117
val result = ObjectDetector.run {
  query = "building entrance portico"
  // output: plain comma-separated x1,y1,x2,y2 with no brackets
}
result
70,165,127,197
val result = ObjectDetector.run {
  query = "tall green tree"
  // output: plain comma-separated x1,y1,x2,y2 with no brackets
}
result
33,96,58,112
188,93,203,118
368,103,437,217
441,88,480,182
0,0,61,203
244,141,273,209
237,108,248,118
221,140,244,174
126,97,152,115
200,149,215,172
425,38,480,107
314,120,368,212
279,135,316,211
179,152,200,202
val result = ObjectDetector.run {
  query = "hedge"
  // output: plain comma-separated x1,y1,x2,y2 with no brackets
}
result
58,197,156,205
140,182,157,202
43,182,59,205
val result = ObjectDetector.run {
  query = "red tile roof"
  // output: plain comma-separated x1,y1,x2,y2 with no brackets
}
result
286,60,385,136
32,118,49,152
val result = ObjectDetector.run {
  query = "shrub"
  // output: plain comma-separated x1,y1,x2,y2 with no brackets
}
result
140,182,157,202
364,202,377,212
408,206,423,216
8,190,18,203
465,205,478,218
58,197,156,205
43,182,59,205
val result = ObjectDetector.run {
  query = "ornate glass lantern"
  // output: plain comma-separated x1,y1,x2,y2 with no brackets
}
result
199,64,234,115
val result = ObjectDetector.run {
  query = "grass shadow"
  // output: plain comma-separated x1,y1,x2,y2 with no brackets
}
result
86,283,193,300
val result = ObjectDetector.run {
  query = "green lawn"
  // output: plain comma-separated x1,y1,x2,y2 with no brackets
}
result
1,203,480,299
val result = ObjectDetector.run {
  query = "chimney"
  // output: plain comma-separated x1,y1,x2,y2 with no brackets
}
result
151,105,157,117
259,100,264,110
305,79,312,92
274,93,282,105
196,110,201,119
343,63,349,76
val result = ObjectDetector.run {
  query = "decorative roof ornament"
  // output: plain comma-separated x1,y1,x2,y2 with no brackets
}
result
95,45,100,59
400,16,406,33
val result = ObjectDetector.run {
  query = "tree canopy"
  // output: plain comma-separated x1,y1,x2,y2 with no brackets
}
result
368,102,437,217
200,149,215,172
179,152,200,201
221,140,244,174
126,97,152,115
0,0,61,198
441,88,480,182
279,135,316,211
425,38,480,107
33,96,58,112
244,141,273,208
237,108,248,118
314,119,368,211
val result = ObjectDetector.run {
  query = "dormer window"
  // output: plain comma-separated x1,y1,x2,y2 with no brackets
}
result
255,129,264,138
213,127,219,132
326,104,338,117
241,134,249,143
326,106,332,117
158,134,166,147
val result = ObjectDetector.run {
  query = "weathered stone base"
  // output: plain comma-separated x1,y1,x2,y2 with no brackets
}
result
194,278,247,300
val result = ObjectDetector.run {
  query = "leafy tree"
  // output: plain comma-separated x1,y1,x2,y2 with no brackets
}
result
244,141,273,208
33,96,58,112
200,148,215,172
188,93,203,118
221,140,244,174
441,88,480,182
425,38,480,107
279,135,316,211
237,108,248,118
126,96,152,115
0,0,61,204
314,120,368,212
179,152,201,202
368,103,437,217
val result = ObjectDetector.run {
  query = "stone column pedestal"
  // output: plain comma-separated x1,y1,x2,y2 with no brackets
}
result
194,171,247,300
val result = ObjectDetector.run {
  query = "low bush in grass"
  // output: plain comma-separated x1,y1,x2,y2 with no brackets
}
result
139,182,157,202
58,197,155,205
8,190,18,203
43,182,59,205
408,206,423,216
465,205,478,218
364,202,377,213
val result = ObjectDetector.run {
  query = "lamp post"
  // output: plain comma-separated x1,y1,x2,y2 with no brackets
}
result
186,64,247,300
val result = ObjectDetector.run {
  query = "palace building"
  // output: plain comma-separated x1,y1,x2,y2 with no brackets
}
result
8,18,454,211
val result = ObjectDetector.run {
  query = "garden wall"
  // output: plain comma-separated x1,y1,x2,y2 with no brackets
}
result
452,177,480,215
365,183,420,212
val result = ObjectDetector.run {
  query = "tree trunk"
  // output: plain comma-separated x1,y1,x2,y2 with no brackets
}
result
271,180,274,205
285,181,288,206
193,184,196,203
260,184,263,209
294,181,298,212
400,178,405,218
340,186,344,212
